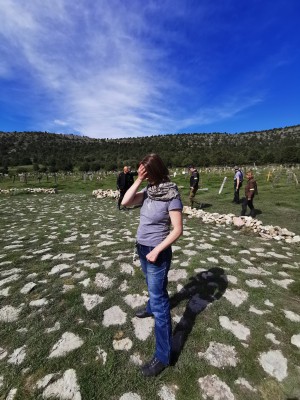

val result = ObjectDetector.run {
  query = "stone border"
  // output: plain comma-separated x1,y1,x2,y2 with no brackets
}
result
92,189,119,199
183,206,300,244
0,188,57,194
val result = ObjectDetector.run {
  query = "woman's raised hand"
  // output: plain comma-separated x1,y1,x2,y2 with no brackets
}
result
138,164,148,181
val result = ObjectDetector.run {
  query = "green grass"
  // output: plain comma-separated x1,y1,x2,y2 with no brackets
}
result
0,191,299,399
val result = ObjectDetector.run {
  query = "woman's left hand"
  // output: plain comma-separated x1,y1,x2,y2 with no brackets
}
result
146,248,160,263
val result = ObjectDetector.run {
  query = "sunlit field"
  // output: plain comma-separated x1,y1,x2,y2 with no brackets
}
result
0,166,299,399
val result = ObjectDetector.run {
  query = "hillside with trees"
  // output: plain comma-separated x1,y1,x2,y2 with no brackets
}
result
0,125,299,173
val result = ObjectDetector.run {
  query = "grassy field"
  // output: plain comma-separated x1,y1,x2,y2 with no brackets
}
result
0,167,300,399
1,165,300,233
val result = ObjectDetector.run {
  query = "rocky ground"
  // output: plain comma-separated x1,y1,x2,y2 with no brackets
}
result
0,194,299,400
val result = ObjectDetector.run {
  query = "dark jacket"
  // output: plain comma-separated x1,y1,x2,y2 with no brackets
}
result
190,170,199,189
117,172,135,191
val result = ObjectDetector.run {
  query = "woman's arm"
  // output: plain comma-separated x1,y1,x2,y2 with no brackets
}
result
121,164,147,207
146,210,183,263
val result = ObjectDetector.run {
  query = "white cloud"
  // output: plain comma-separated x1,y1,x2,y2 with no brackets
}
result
0,0,267,137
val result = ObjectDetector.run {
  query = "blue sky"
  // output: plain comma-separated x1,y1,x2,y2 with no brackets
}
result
0,0,299,139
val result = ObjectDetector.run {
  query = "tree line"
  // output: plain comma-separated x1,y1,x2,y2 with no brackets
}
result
0,125,299,173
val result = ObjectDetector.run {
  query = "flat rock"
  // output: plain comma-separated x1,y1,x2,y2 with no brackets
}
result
168,269,187,282
124,294,148,309
49,332,84,358
198,342,238,367
102,306,127,327
291,334,300,348
132,317,154,341
258,350,287,382
81,293,104,311
223,289,248,307
94,273,115,290
158,384,178,400
219,316,250,341
113,338,132,351
8,345,26,365
198,374,235,400
119,394,141,400
0,305,22,322
20,282,36,294
282,310,300,322
42,369,81,399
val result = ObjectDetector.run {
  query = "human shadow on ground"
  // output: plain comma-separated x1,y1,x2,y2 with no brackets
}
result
169,267,228,366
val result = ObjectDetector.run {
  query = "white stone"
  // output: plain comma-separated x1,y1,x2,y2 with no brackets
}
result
227,275,238,285
283,310,300,322
219,316,250,341
234,378,257,392
271,279,294,289
258,350,287,382
45,322,61,333
249,306,270,315
20,282,36,294
124,294,148,309
207,257,219,263
198,342,238,367
102,306,127,327
120,263,134,275
6,388,17,400
220,255,237,265
239,266,271,276
0,347,8,360
113,338,132,351
95,347,107,364
94,273,115,290
42,369,81,399
198,374,234,400
158,384,178,400
0,287,10,297
223,289,248,307
49,332,84,358
81,293,104,311
168,269,187,282
119,393,141,400
265,333,280,345
49,264,71,275
264,299,274,307
0,274,20,287
35,374,56,389
52,253,75,260
0,305,22,322
29,298,48,307
129,353,143,366
197,243,213,250
291,334,300,348
245,279,266,288
8,345,26,365
132,317,154,341
119,280,129,292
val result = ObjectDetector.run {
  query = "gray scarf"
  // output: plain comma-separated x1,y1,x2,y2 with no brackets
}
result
147,182,181,201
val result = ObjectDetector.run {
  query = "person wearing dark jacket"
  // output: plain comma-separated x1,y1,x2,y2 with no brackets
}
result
241,170,257,217
188,165,200,208
117,166,136,210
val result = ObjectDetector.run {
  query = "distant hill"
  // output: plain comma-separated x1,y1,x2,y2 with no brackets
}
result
0,125,299,172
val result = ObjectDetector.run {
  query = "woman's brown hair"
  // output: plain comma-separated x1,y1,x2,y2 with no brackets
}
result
140,154,170,185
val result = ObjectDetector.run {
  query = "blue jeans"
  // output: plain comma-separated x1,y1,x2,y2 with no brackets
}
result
137,243,172,366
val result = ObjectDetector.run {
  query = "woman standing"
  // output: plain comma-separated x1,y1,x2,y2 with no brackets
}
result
122,154,183,377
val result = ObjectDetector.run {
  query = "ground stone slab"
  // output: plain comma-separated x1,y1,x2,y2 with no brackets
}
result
81,293,104,311
49,332,84,358
94,273,115,290
0,305,22,322
8,345,26,365
113,338,133,351
132,317,154,341
283,310,300,322
198,342,238,367
20,282,36,294
223,289,248,307
219,316,250,341
220,255,237,265
265,333,280,345
42,369,81,400
6,388,17,400
245,279,266,288
102,306,127,327
119,394,141,400
95,347,107,364
0,347,8,360
271,279,294,289
168,269,187,282
234,378,257,392
258,349,287,382
291,334,300,348
49,264,71,275
29,298,49,307
124,294,148,309
198,374,235,400
158,384,178,400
